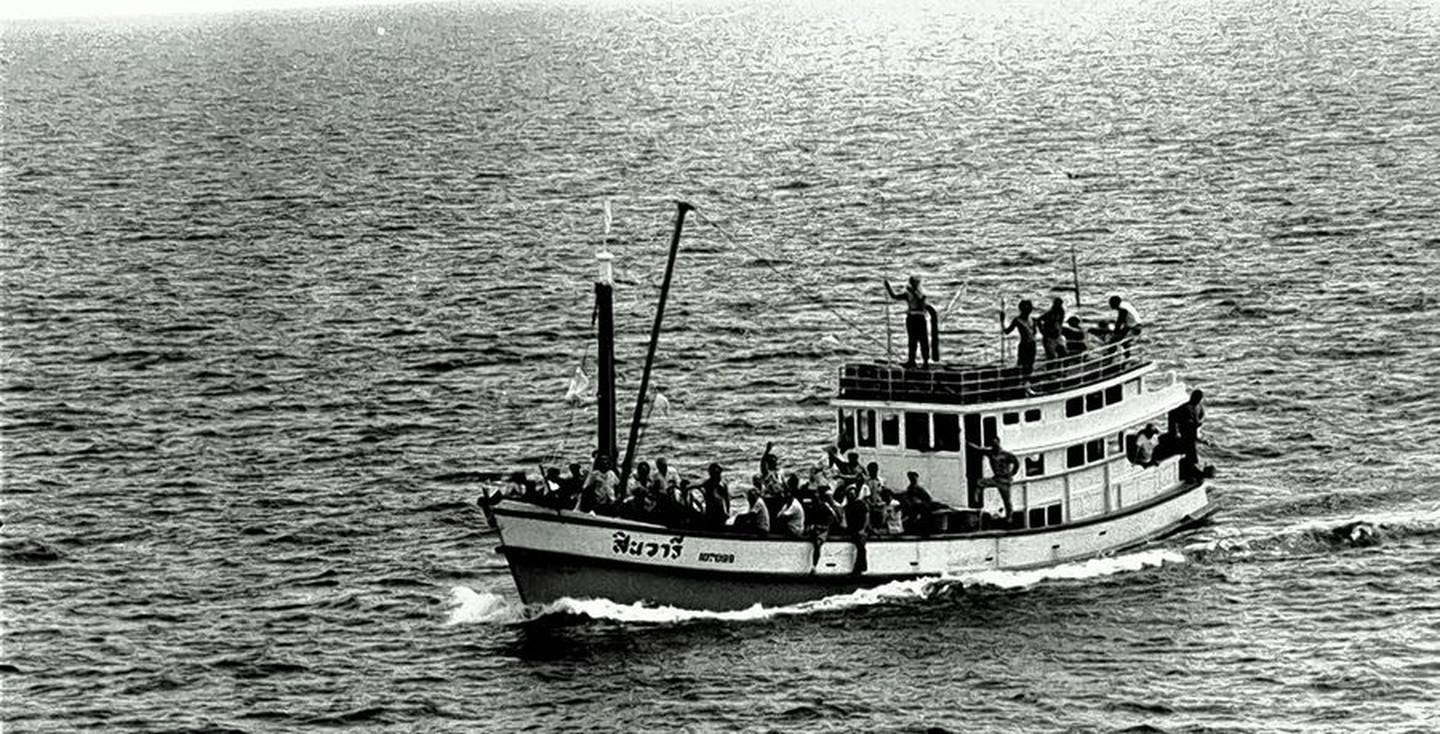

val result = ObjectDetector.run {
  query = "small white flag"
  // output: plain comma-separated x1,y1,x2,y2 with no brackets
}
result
603,200,613,236
564,367,590,405
649,388,670,418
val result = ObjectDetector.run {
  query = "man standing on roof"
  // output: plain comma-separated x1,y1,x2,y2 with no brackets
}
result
884,275,931,369
1108,295,1143,343
1003,299,1038,377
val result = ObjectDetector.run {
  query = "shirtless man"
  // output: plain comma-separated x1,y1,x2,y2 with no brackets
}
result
968,437,1019,518
1003,299,1038,377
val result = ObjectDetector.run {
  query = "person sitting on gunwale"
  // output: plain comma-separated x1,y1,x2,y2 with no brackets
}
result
653,457,681,493
811,486,843,539
675,479,703,526
733,485,771,536
840,483,871,537
701,463,732,528
557,463,585,510
879,488,904,535
1133,424,1160,466
900,472,936,532
836,450,864,490
580,456,619,514
776,486,807,538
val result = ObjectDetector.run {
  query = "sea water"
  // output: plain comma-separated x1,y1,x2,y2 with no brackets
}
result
3,1,1438,730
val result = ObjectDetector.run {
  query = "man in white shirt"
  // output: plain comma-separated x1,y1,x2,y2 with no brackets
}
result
1109,295,1143,342
1134,424,1160,466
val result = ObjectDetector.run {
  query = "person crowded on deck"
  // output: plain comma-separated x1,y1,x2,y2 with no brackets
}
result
900,471,937,530
653,457,681,493
633,461,653,496
555,462,585,510
836,451,863,489
811,486,844,538
580,455,619,514
682,479,708,527
505,471,533,500
618,481,656,521
878,488,905,535
777,485,807,539
884,274,931,369
541,467,564,507
1108,295,1143,343
758,441,781,482
701,462,733,527
1133,424,1160,466
841,482,872,537
734,485,771,536
1039,297,1068,359
859,462,884,503
968,437,1018,518
1003,299,1038,377
1061,315,1088,355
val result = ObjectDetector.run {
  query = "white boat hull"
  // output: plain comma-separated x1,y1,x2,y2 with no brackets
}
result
493,481,1215,611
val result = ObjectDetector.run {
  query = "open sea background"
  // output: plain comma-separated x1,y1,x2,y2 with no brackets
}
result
3,0,1439,730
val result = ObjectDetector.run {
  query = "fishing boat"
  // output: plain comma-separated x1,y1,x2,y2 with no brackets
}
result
491,202,1217,611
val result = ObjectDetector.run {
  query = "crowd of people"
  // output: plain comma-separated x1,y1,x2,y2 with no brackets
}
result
496,442,951,539
1002,294,1143,376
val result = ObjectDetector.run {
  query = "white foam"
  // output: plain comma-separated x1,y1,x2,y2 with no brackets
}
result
445,587,523,625
444,548,1184,626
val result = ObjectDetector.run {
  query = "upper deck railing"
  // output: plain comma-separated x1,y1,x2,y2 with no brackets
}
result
837,336,1149,406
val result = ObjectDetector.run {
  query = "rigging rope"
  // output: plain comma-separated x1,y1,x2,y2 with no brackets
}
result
695,209,887,352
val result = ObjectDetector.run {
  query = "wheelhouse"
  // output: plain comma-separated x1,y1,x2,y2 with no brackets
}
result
833,337,1188,530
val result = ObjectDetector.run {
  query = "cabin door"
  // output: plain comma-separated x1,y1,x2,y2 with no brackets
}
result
962,414,999,508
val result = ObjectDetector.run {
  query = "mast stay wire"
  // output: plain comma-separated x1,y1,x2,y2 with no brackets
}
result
694,209,887,353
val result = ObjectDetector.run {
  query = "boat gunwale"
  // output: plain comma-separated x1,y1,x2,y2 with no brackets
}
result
493,478,1210,545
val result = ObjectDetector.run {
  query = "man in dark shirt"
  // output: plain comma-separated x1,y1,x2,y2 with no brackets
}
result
1174,389,1206,469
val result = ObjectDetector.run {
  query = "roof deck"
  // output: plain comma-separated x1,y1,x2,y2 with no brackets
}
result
838,336,1148,406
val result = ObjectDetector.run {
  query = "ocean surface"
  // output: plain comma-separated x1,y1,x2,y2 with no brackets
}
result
4,0,1439,731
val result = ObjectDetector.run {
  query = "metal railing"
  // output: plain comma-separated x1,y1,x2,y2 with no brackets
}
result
838,336,1148,405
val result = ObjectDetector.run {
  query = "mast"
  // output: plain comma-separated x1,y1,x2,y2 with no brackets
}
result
618,201,694,490
595,248,617,466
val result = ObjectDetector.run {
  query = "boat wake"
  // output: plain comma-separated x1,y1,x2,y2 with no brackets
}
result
445,548,1185,626
1183,505,1440,561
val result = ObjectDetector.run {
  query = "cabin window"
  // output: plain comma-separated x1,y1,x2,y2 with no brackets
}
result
857,409,876,447
1028,507,1046,528
1085,391,1104,412
933,413,961,452
1066,444,1086,468
1024,408,1042,423
1025,454,1045,477
1029,503,1064,529
1086,438,1105,463
837,410,856,451
1105,384,1124,405
880,413,900,446
1065,397,1084,417
904,412,931,451
1002,412,1020,426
